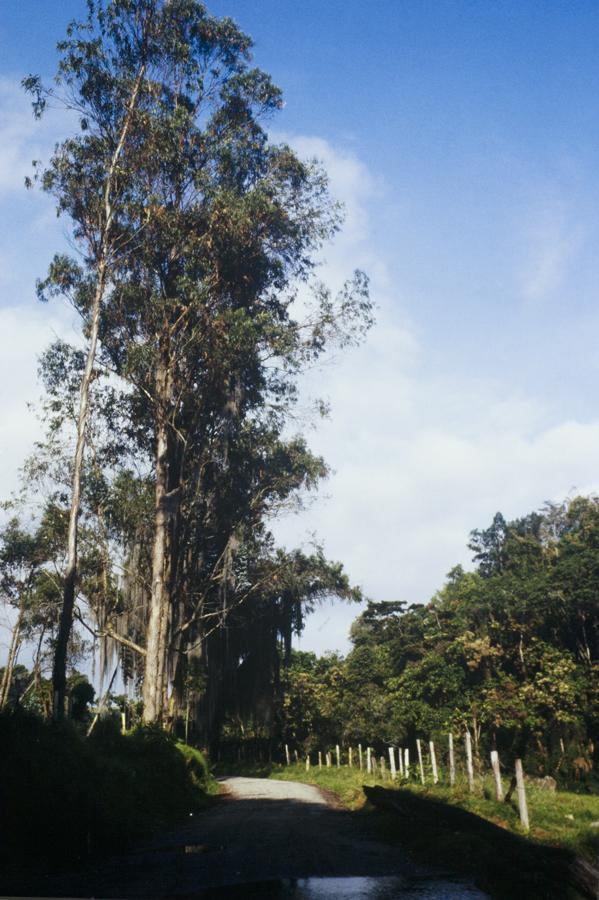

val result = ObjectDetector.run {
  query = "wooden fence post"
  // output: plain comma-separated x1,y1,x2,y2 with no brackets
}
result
359,743,363,770
465,732,474,792
294,749,299,765
388,746,397,780
380,756,386,777
306,754,310,771
416,739,426,785
366,746,372,774
285,744,290,766
326,751,331,767
372,753,377,776
404,747,410,779
336,744,341,767
490,750,503,801
515,759,530,831
398,747,404,777
318,751,322,769
349,747,353,768
429,740,439,784
448,732,455,787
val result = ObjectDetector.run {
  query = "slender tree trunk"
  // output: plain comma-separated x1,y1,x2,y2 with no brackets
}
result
0,607,23,709
142,354,173,724
52,262,105,719
51,64,146,721
33,627,45,692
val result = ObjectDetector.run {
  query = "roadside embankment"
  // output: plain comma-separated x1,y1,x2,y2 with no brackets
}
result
0,710,213,888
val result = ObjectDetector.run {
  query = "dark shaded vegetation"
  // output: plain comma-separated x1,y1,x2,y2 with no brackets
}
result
0,709,212,887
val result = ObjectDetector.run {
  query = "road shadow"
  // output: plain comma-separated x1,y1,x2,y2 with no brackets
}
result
5,782,595,899
3,790,478,898
364,785,598,900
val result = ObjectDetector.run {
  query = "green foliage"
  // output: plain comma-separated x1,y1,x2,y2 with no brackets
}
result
19,0,373,730
0,709,212,876
67,670,95,722
281,497,599,783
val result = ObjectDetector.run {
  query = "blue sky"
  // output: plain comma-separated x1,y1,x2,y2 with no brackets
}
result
2,1,599,657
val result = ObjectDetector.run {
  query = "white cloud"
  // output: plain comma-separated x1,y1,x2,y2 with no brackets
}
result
270,136,599,656
0,304,74,502
0,78,47,197
283,133,381,246
0,77,77,195
518,198,583,301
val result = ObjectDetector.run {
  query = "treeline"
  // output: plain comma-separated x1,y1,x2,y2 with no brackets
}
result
0,1,370,739
279,497,599,784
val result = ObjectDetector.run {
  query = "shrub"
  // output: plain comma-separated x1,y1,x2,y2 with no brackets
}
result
0,709,211,875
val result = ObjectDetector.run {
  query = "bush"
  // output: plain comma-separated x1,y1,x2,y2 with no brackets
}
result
0,709,211,876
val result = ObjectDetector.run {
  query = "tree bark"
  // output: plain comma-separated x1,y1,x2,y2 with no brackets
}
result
142,352,174,724
0,607,23,709
52,261,105,720
51,64,146,721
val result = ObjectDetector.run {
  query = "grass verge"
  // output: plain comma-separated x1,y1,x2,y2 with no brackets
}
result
268,764,599,898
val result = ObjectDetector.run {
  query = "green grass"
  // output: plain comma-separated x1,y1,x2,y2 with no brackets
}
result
271,761,375,808
269,763,599,856
267,764,599,899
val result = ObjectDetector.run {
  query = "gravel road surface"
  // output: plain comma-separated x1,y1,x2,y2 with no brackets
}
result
17,777,487,898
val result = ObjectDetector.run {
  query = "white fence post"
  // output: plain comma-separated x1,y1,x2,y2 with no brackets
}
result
465,732,474,793
388,746,397,780
429,740,439,784
490,750,503,801
416,739,425,785
515,759,530,831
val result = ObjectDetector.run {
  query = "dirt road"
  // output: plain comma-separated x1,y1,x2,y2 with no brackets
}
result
26,777,487,897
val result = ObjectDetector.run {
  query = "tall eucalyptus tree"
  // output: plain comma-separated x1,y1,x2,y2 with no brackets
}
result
25,0,154,719
28,0,373,725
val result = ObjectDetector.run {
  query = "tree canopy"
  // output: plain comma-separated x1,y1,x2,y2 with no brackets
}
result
2,0,372,734
280,497,599,782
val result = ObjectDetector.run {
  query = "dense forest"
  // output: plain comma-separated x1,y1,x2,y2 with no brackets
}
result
278,497,599,783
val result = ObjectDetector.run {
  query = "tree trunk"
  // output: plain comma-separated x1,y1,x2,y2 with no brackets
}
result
142,354,173,724
51,64,146,721
52,262,105,720
0,607,23,709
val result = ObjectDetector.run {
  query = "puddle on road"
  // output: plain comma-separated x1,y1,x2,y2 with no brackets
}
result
191,875,489,898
